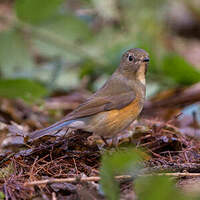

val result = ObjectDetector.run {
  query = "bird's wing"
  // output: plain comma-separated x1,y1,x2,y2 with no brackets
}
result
64,77,136,120
29,77,136,140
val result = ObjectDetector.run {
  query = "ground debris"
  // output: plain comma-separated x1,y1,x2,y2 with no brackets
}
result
0,91,199,199
1,120,200,199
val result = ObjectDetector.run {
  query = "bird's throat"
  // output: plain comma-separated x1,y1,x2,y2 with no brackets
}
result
136,63,146,85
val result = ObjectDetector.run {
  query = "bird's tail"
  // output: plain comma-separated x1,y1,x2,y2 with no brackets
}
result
29,120,76,141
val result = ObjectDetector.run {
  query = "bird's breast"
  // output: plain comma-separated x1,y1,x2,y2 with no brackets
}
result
107,95,143,125
86,95,144,136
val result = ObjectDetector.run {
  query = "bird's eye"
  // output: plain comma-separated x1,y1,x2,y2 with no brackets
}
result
128,55,133,62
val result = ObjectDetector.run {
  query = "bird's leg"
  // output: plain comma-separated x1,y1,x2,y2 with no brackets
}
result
101,136,109,146
112,136,120,149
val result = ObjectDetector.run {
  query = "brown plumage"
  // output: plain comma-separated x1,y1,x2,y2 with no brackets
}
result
29,48,149,140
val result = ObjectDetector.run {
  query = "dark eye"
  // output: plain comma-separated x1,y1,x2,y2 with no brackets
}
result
128,55,133,62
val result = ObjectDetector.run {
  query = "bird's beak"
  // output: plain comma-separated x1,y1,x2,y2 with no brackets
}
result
143,57,150,62
143,57,149,75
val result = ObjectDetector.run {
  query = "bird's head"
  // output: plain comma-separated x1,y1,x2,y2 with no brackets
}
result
119,48,149,84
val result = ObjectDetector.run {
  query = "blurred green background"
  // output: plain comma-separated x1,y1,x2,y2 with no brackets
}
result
0,1,200,199
0,0,200,102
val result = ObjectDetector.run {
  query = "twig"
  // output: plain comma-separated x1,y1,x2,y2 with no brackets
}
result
52,192,57,200
155,173,200,177
24,173,200,186
3,183,8,200
146,163,200,173
0,153,15,167
24,175,131,186
144,83,200,110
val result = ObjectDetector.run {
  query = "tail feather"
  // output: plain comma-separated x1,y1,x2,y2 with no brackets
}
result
29,120,75,140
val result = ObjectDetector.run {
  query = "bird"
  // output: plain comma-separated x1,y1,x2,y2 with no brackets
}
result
29,48,149,141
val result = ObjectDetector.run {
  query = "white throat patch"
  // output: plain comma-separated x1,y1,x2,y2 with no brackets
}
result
136,63,146,85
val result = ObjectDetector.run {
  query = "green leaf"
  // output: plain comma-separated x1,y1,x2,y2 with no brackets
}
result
135,175,190,200
0,79,48,102
100,148,144,200
15,0,64,24
33,14,92,58
0,30,34,77
162,53,200,85
42,14,92,42
0,192,4,200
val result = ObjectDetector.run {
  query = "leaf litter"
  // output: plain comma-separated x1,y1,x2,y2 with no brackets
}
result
0,86,200,199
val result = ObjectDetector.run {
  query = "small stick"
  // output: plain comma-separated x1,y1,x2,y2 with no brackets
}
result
24,175,131,186
24,173,200,186
155,173,200,177
52,192,57,200
0,153,15,166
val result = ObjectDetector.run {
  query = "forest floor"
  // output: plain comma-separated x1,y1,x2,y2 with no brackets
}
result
0,84,200,199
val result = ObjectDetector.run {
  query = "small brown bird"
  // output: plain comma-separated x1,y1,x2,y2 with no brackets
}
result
30,48,149,140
